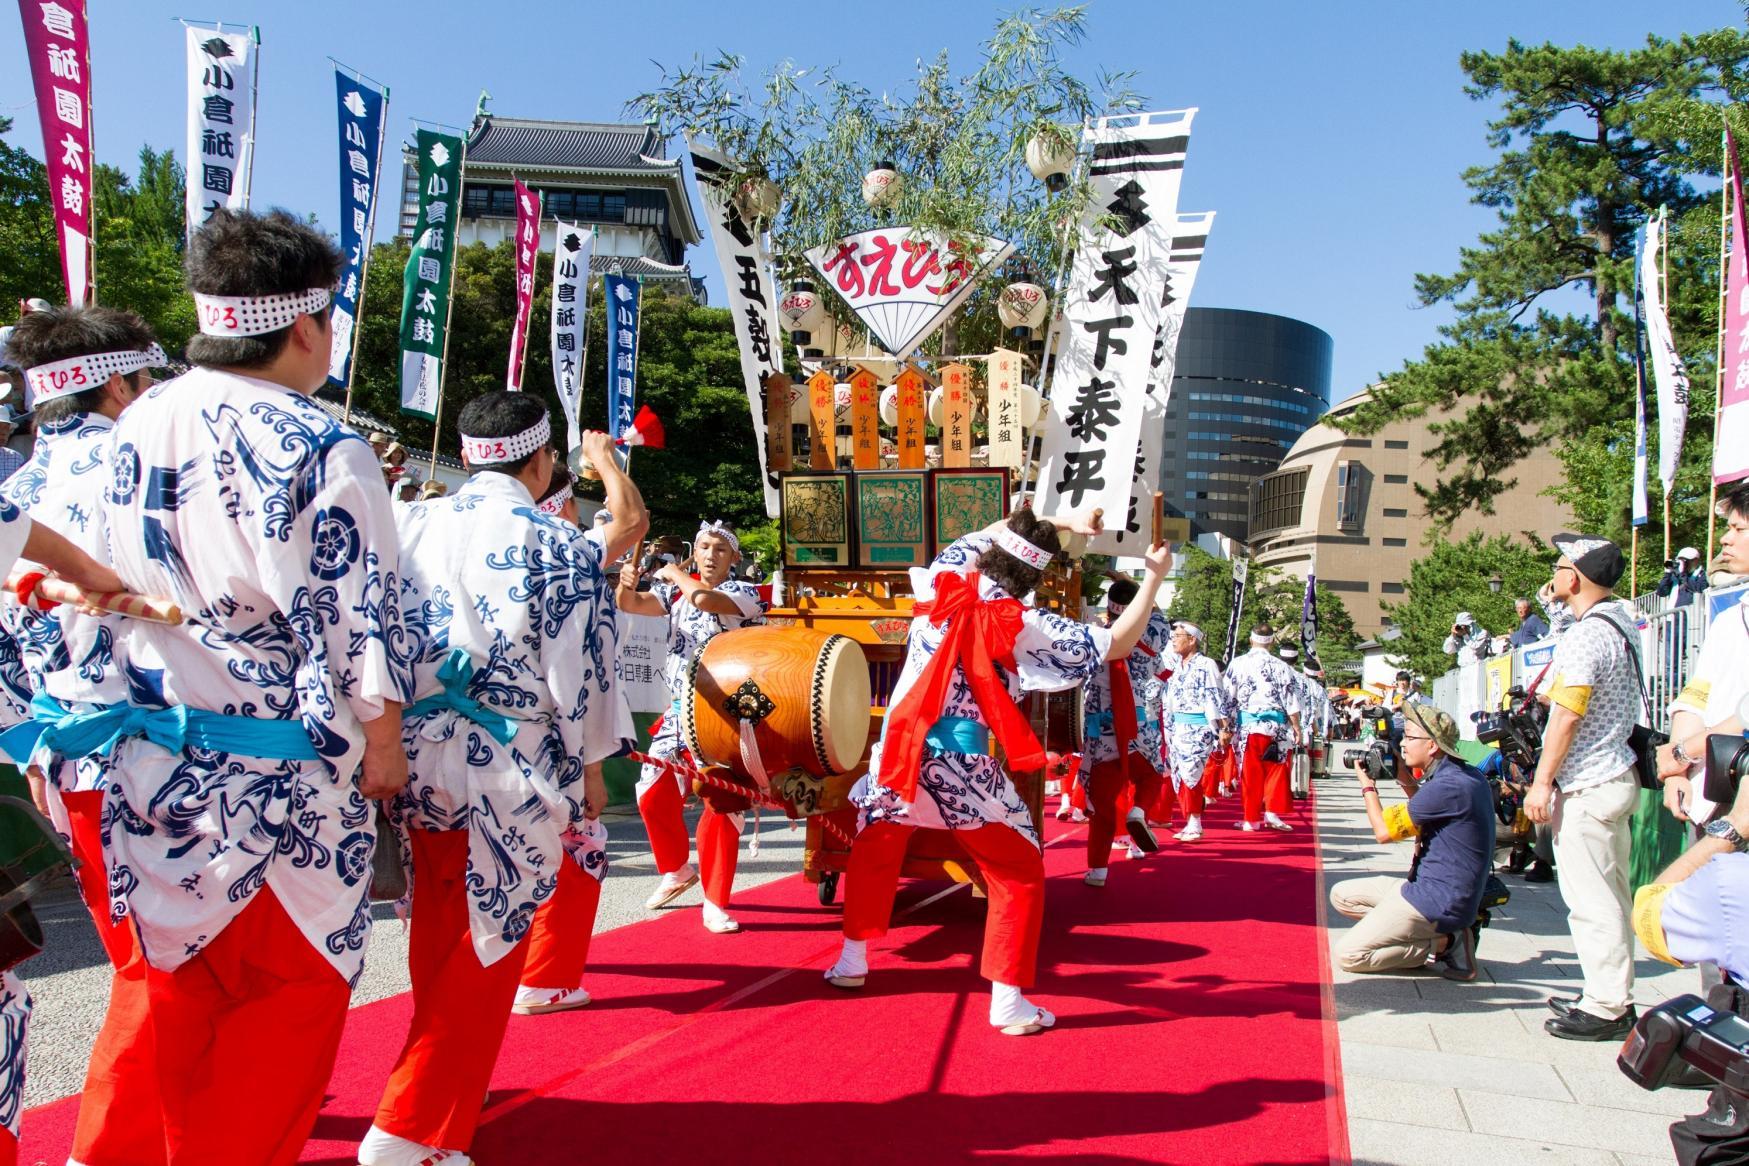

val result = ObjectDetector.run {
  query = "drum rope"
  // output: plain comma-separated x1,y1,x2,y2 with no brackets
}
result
627,751,857,848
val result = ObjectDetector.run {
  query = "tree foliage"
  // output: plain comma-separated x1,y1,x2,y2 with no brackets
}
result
1165,546,1359,677
1340,31,1749,540
1381,532,1557,680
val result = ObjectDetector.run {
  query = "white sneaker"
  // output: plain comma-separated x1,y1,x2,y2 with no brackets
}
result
702,901,741,933
1070,808,1088,823
357,1125,474,1166
1234,821,1259,832
1125,842,1146,860
1176,818,1204,842
645,863,698,909
1083,868,1108,887
511,985,592,1015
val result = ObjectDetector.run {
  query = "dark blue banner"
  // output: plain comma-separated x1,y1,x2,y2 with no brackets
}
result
605,273,642,442
327,67,387,388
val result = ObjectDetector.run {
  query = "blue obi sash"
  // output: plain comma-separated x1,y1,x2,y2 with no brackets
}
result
1173,712,1210,725
1238,709,1287,726
0,690,319,764
405,648,518,746
925,715,990,757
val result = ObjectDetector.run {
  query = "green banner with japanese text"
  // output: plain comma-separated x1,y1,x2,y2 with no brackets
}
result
398,128,463,418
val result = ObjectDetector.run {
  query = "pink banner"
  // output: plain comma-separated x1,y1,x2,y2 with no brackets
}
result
18,0,94,306
1720,129,1749,486
506,177,540,390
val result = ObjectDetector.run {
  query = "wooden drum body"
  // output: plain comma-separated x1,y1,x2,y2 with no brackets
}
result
682,627,872,794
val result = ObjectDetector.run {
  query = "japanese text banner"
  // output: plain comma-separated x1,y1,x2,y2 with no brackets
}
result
19,0,93,305
1036,110,1196,522
507,177,541,390
1641,210,1689,494
690,140,784,517
550,222,595,455
327,68,386,387
398,129,463,419
1631,229,1650,527
604,274,641,444
183,23,258,238
1720,128,1749,487
1088,210,1214,556
804,226,1013,360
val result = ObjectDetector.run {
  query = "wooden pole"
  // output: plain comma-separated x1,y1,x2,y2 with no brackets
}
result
1710,125,1733,569
340,67,390,426
427,131,468,479
1630,525,1639,599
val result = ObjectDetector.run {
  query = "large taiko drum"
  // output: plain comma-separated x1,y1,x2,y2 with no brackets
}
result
682,626,872,785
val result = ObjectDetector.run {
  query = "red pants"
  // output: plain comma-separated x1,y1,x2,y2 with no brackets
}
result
1240,732,1291,823
1084,757,1162,866
375,829,528,1151
637,772,692,875
0,1125,12,1166
145,885,350,1165
520,857,603,990
61,791,165,1166
843,820,1044,987
697,802,741,908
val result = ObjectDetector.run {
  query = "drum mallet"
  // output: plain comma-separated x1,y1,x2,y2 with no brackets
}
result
6,570,183,625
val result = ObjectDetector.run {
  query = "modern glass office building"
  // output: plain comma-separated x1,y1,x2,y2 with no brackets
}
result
1158,307,1333,542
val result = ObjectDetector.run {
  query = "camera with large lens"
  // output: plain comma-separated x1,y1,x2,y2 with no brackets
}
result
1472,686,1544,771
1340,705,1399,783
1700,733,1749,809
1620,993,1749,1096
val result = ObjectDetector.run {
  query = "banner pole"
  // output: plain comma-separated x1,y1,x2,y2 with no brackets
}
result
240,25,260,208
1631,525,1639,598
342,76,390,427
1661,205,1674,563
83,6,98,305
427,131,468,479
1709,125,1732,569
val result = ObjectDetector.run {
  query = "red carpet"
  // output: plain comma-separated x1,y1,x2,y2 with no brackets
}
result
23,791,1346,1165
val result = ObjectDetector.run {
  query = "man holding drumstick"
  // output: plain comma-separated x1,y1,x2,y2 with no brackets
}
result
825,507,1173,1035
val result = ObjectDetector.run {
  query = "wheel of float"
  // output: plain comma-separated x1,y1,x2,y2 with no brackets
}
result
817,871,840,907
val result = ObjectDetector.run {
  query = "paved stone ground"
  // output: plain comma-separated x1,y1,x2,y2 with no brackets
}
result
1320,773,1703,1166
18,800,810,1107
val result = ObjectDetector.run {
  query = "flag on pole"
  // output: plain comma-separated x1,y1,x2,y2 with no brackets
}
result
1631,228,1651,527
604,274,641,443
1717,128,1749,487
183,23,258,237
398,129,463,419
327,67,386,388
506,177,541,390
1223,549,1249,668
549,222,594,456
1300,573,1319,662
18,0,94,305
1641,206,1690,495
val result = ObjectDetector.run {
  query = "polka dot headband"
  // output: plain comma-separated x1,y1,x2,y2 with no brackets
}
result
696,520,740,555
461,415,551,466
994,527,1053,570
25,343,167,404
536,484,571,516
192,287,333,337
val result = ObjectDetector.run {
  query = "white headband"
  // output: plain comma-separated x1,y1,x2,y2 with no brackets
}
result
25,343,167,404
696,520,740,554
1250,631,1276,647
536,485,570,516
1173,621,1204,644
460,415,551,465
994,527,1053,570
193,287,332,337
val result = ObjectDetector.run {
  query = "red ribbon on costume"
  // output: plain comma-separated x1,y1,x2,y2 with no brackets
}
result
877,570,1045,801
1109,659,1138,756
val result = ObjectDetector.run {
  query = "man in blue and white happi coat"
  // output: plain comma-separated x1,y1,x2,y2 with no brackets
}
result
1222,623,1305,833
361,400,644,1166
1160,621,1229,843
619,520,767,934
91,210,411,1165
1078,576,1173,886
0,303,170,1166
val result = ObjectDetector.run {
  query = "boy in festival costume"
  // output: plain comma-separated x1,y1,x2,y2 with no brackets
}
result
360,402,642,1165
91,209,410,1164
1159,621,1229,844
512,463,645,1016
0,305,166,1166
824,508,1172,1034
1223,623,1305,832
1079,577,1173,886
619,521,767,933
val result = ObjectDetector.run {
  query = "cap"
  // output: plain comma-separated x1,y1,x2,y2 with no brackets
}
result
1678,546,1701,562
1551,532,1626,588
1453,611,1472,625
1401,700,1461,759
0,404,22,425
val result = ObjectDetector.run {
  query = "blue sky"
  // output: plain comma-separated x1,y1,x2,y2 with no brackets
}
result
2,0,1738,399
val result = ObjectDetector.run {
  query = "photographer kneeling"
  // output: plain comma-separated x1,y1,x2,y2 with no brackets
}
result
1330,702,1496,981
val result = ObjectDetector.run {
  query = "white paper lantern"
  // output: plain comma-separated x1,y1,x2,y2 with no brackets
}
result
1024,128,1073,192
833,383,853,421
862,161,901,208
997,280,1049,334
736,174,781,221
926,386,945,427
779,280,827,345
788,380,810,422
879,384,900,427
1019,383,1043,427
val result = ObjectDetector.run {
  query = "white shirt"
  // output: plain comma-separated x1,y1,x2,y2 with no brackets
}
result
1670,591,1749,820
1546,599,1641,793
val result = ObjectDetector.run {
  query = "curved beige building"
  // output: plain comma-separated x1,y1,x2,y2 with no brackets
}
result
1247,387,1575,638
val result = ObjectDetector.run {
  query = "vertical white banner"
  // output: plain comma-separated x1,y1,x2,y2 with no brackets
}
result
1090,210,1214,555
1036,110,1195,522
689,140,783,518
1641,210,1690,494
550,222,595,455
184,24,257,236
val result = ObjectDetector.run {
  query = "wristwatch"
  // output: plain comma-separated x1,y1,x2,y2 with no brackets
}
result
1673,740,1697,766
1705,818,1749,851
